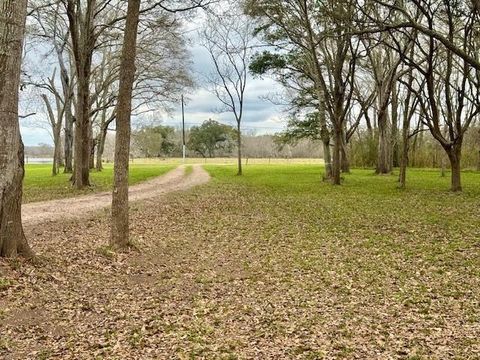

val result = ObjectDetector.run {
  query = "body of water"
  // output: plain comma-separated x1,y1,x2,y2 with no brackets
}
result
25,157,53,164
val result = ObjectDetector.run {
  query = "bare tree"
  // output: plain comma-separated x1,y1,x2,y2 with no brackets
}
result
27,1,75,173
0,0,32,257
201,4,254,175
91,14,193,171
40,73,65,176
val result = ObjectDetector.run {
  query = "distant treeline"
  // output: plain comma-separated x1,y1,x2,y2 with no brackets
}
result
25,144,55,158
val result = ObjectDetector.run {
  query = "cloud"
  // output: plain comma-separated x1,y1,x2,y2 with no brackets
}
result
20,12,287,146
21,127,52,146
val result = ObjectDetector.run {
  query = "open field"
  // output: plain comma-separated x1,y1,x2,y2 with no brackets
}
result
1,164,478,359
23,164,175,203
22,158,322,203
130,157,326,166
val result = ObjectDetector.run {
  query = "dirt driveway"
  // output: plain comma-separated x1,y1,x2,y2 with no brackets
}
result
22,165,210,226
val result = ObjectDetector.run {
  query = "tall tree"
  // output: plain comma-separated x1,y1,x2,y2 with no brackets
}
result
0,0,32,257
372,1,479,191
111,0,210,247
65,0,98,188
247,0,358,184
111,0,141,249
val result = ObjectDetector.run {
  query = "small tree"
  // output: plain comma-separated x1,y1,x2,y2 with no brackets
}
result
201,3,254,175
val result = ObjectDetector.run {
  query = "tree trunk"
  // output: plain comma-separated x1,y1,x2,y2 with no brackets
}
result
376,106,391,174
446,145,462,192
57,33,74,174
399,122,409,189
321,136,332,180
73,73,92,188
390,84,399,168
62,60,75,174
237,123,243,176
52,139,59,176
441,154,446,177
0,0,32,258
365,109,374,139
318,99,332,180
110,0,141,249
341,128,350,173
64,103,74,173
477,129,480,171
89,126,96,170
41,94,62,176
96,125,108,171
53,122,63,175
67,0,95,189
332,126,342,185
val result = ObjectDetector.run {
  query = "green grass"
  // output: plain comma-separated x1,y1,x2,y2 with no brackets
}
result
185,165,194,175
23,163,175,203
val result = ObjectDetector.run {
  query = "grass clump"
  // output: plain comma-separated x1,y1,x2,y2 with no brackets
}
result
0,278,12,291
185,165,194,175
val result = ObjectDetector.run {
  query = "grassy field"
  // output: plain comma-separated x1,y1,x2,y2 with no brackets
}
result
129,157,325,165
21,158,321,203
2,164,479,358
23,163,175,203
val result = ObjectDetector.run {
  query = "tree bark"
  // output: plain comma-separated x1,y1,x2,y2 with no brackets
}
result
0,0,32,258
318,103,332,180
74,55,90,189
96,124,108,171
237,123,243,176
477,129,480,172
446,145,462,192
399,128,408,189
63,100,74,173
73,60,92,188
322,136,332,180
376,105,392,174
89,125,95,170
341,127,350,173
332,126,342,185
59,47,74,174
399,101,411,189
110,0,141,249
66,0,95,189
390,84,399,168
41,94,62,176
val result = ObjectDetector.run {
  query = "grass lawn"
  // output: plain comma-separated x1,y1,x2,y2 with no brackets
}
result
1,165,478,358
23,163,176,203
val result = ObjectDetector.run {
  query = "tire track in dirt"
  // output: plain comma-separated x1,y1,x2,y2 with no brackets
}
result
22,165,210,226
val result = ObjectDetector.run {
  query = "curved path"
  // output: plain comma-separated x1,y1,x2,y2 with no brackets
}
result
22,165,210,226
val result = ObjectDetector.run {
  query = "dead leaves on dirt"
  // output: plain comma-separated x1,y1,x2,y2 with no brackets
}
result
1,169,480,359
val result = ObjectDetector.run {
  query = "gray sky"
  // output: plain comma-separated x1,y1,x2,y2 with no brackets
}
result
20,10,286,146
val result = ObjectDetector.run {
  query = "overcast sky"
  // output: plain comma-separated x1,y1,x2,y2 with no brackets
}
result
20,10,287,146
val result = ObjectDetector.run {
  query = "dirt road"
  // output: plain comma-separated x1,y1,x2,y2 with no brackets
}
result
22,165,210,226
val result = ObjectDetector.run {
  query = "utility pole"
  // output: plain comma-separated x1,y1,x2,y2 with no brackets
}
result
181,95,186,163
